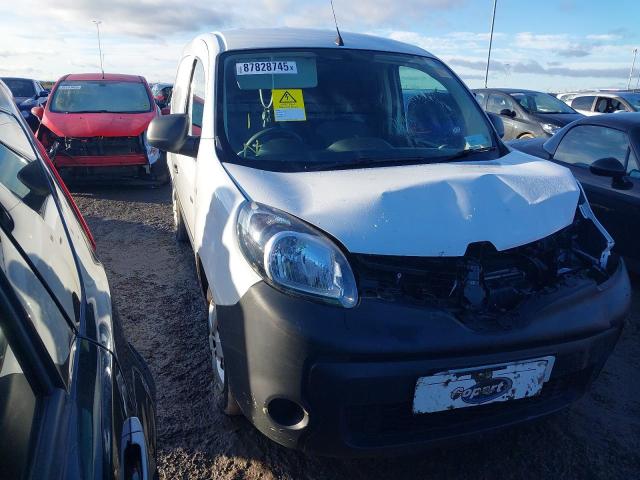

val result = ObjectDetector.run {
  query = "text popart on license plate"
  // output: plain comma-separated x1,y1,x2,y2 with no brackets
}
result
236,61,298,75
413,357,555,414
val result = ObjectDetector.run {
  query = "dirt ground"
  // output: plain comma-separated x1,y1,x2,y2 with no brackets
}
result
72,183,640,480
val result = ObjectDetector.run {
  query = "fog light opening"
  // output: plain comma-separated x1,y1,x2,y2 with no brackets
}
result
265,398,308,430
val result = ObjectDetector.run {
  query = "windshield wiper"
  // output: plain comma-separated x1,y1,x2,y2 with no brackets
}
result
302,156,434,171
440,146,496,163
301,148,497,171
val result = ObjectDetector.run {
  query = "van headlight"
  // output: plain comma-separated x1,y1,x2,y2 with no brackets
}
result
237,202,358,308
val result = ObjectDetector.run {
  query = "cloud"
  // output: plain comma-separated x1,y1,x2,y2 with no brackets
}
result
515,32,595,58
556,47,591,58
587,34,621,41
447,57,629,79
22,0,236,38
12,0,468,38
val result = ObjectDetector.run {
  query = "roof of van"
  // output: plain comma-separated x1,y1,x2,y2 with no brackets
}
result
212,28,432,57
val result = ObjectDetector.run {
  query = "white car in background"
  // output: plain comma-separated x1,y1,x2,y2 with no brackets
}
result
146,28,630,456
557,90,640,116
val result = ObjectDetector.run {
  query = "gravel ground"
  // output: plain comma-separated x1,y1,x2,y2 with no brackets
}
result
72,183,640,480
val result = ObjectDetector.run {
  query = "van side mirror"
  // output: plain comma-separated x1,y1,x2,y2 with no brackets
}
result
38,90,49,98
500,109,516,118
487,113,505,139
31,106,44,120
590,157,632,190
147,114,199,158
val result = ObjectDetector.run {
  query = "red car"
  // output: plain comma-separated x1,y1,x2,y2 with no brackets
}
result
32,73,167,182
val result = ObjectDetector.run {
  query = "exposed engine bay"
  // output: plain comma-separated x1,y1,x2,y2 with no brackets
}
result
355,205,616,331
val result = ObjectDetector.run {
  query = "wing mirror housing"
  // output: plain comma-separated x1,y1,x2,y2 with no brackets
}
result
487,112,505,138
38,90,49,98
146,114,199,158
590,157,632,190
31,106,44,120
500,108,516,118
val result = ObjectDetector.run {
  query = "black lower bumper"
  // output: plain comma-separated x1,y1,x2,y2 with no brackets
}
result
218,261,630,456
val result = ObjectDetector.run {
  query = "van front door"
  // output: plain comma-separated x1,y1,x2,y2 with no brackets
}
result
174,59,205,236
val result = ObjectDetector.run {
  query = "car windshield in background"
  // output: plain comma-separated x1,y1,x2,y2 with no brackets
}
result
50,81,152,113
1,79,35,98
219,50,497,172
510,91,576,114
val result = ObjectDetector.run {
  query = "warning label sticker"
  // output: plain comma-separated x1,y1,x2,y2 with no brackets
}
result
273,89,306,122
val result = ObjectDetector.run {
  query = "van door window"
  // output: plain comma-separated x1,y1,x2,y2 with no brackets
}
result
188,60,206,137
171,57,194,114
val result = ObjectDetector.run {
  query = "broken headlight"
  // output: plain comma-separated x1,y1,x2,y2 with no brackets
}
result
142,130,160,164
237,202,358,308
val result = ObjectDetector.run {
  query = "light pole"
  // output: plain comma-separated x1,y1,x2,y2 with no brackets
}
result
628,48,637,90
484,0,498,88
92,20,104,77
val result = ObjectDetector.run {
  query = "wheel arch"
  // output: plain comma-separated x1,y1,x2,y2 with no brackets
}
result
195,253,209,302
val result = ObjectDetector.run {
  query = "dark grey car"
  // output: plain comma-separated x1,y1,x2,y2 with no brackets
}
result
474,88,583,141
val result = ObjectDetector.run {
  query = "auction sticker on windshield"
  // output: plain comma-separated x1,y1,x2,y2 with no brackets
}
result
236,61,298,75
273,88,306,122
413,356,555,414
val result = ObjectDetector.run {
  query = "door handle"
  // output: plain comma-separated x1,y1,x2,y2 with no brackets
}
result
173,163,179,174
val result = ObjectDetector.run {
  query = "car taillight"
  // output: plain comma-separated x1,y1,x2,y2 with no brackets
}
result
34,140,97,251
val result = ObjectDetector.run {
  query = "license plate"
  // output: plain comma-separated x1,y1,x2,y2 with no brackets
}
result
235,61,298,75
413,356,555,414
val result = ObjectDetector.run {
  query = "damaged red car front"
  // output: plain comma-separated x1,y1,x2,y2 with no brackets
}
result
34,73,167,182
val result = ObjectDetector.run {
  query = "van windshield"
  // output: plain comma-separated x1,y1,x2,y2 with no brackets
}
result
50,81,152,113
218,49,499,172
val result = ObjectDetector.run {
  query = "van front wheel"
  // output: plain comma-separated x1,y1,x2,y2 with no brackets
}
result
207,290,241,416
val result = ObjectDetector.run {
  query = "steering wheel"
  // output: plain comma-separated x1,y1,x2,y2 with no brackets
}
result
239,126,304,158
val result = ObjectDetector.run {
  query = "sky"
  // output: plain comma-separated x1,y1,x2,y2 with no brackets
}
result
1,0,639,92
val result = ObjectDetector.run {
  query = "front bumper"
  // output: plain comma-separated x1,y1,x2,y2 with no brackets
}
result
218,261,630,456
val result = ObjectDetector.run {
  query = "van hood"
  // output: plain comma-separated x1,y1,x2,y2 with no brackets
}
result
42,110,156,138
224,151,580,257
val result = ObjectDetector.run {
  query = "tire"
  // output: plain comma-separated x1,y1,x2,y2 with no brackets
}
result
150,153,169,185
172,186,188,244
207,288,241,416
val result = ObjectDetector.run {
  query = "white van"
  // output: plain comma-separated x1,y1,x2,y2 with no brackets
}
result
148,28,630,456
